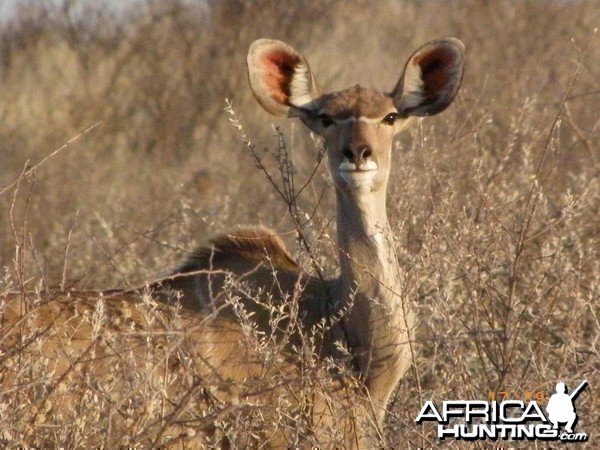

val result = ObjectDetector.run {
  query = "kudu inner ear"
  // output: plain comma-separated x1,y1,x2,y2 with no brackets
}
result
247,39,319,117
393,38,465,117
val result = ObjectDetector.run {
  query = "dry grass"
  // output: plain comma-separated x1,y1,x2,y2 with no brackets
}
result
1,0,599,447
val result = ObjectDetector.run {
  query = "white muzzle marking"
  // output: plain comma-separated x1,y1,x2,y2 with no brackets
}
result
338,160,378,190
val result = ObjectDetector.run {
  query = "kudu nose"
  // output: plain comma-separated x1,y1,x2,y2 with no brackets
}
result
343,144,373,166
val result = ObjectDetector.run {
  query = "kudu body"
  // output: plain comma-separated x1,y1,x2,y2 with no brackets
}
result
1,38,464,448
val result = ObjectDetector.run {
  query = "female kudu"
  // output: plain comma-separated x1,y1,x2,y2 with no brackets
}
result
1,38,464,448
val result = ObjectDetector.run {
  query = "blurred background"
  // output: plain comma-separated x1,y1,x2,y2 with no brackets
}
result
0,1,598,444
0,0,596,288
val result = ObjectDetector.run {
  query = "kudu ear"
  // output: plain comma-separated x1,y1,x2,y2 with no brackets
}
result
247,39,320,117
392,38,465,117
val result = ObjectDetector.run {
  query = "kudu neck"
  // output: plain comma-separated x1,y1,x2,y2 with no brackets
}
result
335,186,395,280
335,183,412,426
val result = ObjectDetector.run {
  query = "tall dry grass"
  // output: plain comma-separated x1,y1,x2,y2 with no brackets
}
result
1,0,599,447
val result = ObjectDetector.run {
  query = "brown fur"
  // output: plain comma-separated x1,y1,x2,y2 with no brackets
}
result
1,38,464,448
187,226,300,272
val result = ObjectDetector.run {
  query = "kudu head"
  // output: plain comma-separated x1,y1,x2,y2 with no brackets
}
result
247,38,465,198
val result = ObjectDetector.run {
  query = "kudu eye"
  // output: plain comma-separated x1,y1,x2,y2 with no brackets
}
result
382,112,400,126
316,113,335,128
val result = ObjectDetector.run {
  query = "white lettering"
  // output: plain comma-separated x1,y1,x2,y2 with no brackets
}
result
521,401,547,422
464,400,490,423
499,400,524,423
438,424,460,439
415,400,443,423
417,380,589,442
443,400,468,423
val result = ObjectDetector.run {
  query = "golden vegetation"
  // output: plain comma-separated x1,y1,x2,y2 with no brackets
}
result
1,0,599,447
